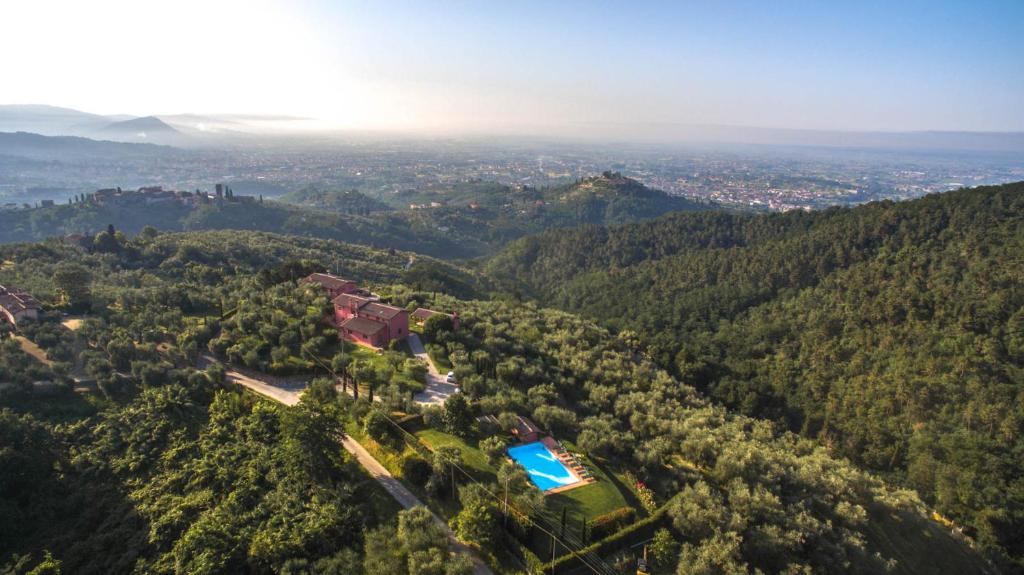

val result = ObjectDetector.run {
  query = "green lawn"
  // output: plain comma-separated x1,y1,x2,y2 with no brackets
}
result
548,457,630,521
331,342,424,394
543,440,633,521
343,341,387,366
354,421,638,556
416,428,495,480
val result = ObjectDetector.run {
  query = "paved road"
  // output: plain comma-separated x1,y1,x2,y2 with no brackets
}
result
409,333,460,405
209,356,493,575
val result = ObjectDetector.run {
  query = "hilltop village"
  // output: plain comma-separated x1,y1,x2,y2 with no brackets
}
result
89,183,257,207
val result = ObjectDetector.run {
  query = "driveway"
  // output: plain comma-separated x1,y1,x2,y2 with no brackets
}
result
409,333,459,405
206,355,492,575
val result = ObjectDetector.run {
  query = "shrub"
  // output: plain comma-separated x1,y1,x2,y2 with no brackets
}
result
587,507,636,541
441,394,473,438
364,409,399,447
480,435,508,464
402,456,432,487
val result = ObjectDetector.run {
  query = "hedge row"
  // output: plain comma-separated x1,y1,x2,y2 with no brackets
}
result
586,506,636,541
539,494,680,573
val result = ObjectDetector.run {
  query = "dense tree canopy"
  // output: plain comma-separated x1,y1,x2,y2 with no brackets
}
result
386,296,992,574
486,182,1024,568
0,185,1012,573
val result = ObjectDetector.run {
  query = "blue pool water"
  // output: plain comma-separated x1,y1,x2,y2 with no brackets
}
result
507,442,580,491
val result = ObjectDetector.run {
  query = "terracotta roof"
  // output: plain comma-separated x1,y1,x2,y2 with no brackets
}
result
332,293,372,308
359,302,406,321
0,286,40,314
303,273,354,290
0,294,26,313
411,307,450,321
340,316,387,336
514,416,542,435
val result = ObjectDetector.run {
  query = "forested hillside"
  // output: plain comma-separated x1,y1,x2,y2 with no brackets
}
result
0,173,711,260
0,197,475,259
392,173,714,249
0,231,491,574
277,185,393,215
0,228,991,574
486,181,1024,569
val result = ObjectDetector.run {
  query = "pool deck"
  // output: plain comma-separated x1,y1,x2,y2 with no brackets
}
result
538,437,596,494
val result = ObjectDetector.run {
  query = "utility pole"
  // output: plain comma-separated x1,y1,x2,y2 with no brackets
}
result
636,544,650,574
503,477,510,528
550,532,557,575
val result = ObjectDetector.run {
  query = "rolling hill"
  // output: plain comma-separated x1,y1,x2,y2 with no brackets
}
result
388,172,716,251
0,104,114,136
0,131,175,161
486,181,1024,569
97,116,185,145
0,229,994,574
0,173,714,260
277,185,392,214
0,195,476,259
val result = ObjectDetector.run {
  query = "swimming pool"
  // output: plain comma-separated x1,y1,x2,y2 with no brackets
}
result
507,441,580,491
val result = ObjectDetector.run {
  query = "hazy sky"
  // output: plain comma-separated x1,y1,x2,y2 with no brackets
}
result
2,0,1022,135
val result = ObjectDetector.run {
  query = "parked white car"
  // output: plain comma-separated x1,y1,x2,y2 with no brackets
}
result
445,371,457,384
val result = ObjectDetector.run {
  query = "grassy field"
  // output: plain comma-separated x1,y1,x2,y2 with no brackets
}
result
416,428,495,480
415,428,633,521
548,458,630,521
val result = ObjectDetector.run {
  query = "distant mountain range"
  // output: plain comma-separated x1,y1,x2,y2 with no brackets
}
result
3,104,1024,153
0,131,175,161
0,104,312,146
0,104,114,135
97,116,183,143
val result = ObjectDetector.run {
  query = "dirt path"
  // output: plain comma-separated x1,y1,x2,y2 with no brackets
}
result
14,335,53,366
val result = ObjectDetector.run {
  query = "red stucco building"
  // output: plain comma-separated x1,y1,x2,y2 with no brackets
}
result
333,293,409,347
302,273,358,299
0,285,41,326
302,273,410,348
